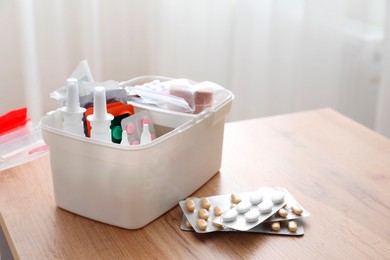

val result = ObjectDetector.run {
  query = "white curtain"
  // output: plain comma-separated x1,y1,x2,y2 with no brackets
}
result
0,0,388,135
375,0,390,137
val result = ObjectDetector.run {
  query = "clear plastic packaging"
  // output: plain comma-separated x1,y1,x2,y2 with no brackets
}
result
0,122,48,171
128,86,193,113
122,77,231,114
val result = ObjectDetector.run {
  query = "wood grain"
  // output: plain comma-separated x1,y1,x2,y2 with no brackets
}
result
1,108,389,259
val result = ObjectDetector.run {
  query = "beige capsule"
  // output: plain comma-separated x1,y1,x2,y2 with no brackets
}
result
185,199,196,212
197,219,208,230
200,197,211,209
271,222,281,231
214,206,222,216
288,220,298,232
231,193,241,204
185,219,192,229
198,208,209,220
278,208,288,218
291,205,303,216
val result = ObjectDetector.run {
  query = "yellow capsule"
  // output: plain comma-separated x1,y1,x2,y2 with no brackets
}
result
200,197,211,209
185,199,196,212
231,193,241,204
271,222,281,231
214,206,222,216
278,208,288,218
197,219,208,230
288,220,298,232
291,205,303,216
185,219,192,229
198,208,209,220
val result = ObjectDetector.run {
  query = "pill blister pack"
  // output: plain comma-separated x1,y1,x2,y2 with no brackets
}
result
179,187,309,236
181,215,305,236
264,187,310,222
120,110,156,145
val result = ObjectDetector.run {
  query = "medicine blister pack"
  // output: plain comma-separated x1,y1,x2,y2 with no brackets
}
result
249,219,304,236
120,110,156,145
264,188,310,222
181,215,305,236
179,187,309,236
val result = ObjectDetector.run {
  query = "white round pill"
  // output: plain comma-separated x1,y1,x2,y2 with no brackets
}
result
271,191,285,204
258,200,273,214
222,208,238,222
236,201,252,214
245,209,260,223
250,192,264,205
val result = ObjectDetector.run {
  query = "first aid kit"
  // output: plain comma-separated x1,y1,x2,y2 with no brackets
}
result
41,74,234,229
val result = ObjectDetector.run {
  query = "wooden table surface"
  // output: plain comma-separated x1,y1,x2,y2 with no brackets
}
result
1,108,390,259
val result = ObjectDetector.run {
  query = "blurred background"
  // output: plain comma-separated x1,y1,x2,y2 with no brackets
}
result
1,0,389,137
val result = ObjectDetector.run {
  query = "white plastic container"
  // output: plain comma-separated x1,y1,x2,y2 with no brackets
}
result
41,77,233,229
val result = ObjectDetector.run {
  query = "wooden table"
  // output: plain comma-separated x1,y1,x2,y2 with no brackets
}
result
1,108,390,259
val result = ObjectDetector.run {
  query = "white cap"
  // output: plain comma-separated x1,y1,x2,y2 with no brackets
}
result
87,86,114,122
60,78,86,114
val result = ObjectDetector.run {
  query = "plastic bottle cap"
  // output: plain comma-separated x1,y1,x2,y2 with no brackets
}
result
87,87,114,122
60,78,85,114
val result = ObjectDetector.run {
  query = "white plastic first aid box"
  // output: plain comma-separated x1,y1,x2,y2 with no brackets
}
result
41,76,234,229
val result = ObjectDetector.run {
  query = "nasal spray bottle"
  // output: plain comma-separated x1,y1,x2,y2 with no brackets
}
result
60,78,86,136
87,87,114,143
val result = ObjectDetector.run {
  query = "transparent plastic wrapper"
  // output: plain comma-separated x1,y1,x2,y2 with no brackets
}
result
50,60,94,107
52,80,122,108
128,86,193,113
169,81,225,114
121,76,231,114
50,60,123,108
0,122,48,171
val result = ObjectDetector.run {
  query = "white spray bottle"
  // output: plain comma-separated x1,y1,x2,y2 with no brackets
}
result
60,78,86,136
87,87,114,143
